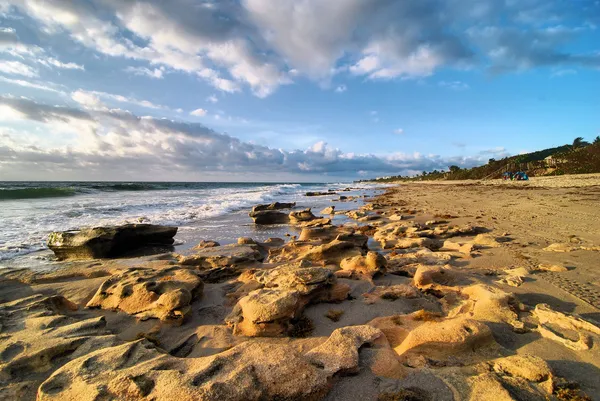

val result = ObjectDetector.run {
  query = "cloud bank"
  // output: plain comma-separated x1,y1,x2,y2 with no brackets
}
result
0,96,494,180
0,0,597,97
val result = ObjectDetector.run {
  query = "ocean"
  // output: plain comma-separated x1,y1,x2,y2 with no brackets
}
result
0,181,378,269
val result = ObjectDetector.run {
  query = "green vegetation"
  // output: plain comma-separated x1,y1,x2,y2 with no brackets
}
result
361,138,600,182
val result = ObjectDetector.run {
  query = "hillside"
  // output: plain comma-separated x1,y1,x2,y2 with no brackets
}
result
365,139,600,182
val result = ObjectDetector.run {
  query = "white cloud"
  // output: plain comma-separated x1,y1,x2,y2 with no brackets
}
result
439,80,470,90
0,76,64,93
37,57,84,70
0,96,493,179
125,66,165,79
71,89,168,110
334,84,347,93
190,108,207,117
0,60,38,77
394,128,404,134
206,94,218,103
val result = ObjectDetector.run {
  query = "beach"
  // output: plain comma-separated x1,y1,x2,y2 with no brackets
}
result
0,175,599,400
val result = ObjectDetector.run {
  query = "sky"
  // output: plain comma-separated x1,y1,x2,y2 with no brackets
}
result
0,0,599,182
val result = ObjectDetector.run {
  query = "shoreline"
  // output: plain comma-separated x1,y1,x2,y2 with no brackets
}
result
1,176,599,400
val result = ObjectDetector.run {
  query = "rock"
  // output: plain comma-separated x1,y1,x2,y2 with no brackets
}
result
0,295,120,401
321,206,335,215
306,191,334,196
346,210,367,220
193,240,220,249
388,214,406,221
535,264,568,272
394,317,495,361
335,232,369,248
177,244,263,268
237,237,257,245
305,325,383,374
298,226,347,242
457,285,523,330
86,266,203,323
37,340,332,401
226,264,349,336
473,234,501,248
340,251,387,278
289,208,317,224
533,304,600,350
492,355,552,383
248,210,290,225
363,285,419,304
301,239,365,265
296,218,331,228
543,243,577,252
393,238,441,250
47,224,178,260
251,202,295,212
413,265,455,290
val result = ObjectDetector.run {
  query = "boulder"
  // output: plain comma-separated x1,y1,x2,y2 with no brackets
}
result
473,234,501,248
248,210,290,225
251,202,295,212
395,317,495,360
289,208,317,224
47,224,177,260
320,206,335,215
301,239,365,265
413,265,455,290
543,243,578,253
306,191,334,196
226,264,349,336
340,251,387,278
86,266,203,323
305,325,383,374
535,264,568,272
193,240,220,249
177,244,263,268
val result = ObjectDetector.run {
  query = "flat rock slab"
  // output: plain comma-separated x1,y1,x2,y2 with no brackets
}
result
47,224,177,260
178,244,263,268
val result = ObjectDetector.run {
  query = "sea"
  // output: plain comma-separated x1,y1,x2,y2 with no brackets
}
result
0,181,380,269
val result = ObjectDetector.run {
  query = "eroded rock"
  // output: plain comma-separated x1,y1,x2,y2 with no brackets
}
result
47,224,178,260
86,266,203,323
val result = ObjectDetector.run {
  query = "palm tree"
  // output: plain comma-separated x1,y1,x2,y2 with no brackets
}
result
594,136,600,145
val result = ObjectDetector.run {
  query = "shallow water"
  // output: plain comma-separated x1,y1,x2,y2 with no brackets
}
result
0,181,382,269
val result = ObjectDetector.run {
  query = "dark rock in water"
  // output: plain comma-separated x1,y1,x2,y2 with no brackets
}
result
47,224,177,260
251,202,296,212
289,208,317,224
249,210,290,225
305,191,336,196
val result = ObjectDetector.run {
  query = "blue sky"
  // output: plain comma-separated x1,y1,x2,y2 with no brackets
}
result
0,0,598,181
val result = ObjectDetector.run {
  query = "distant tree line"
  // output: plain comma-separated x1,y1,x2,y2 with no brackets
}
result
358,136,600,183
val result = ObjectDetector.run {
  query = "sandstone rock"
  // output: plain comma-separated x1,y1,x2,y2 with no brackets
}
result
535,264,568,272
305,325,383,374
473,234,501,248
226,264,349,336
47,224,177,260
177,244,263,268
413,265,455,290
251,202,295,212
296,218,331,228
248,210,289,225
394,238,441,250
543,243,577,252
388,214,407,221
320,206,335,215
301,239,365,265
363,285,419,304
298,226,346,242
456,285,522,330
533,303,600,350
492,355,552,383
37,340,332,401
346,210,368,220
0,295,120,401
340,251,387,278
289,208,317,224
193,240,220,249
86,266,203,323
395,317,495,361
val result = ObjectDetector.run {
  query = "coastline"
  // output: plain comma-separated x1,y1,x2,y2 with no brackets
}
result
1,176,599,400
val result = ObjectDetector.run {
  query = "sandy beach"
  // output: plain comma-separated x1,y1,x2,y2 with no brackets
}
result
1,175,599,400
